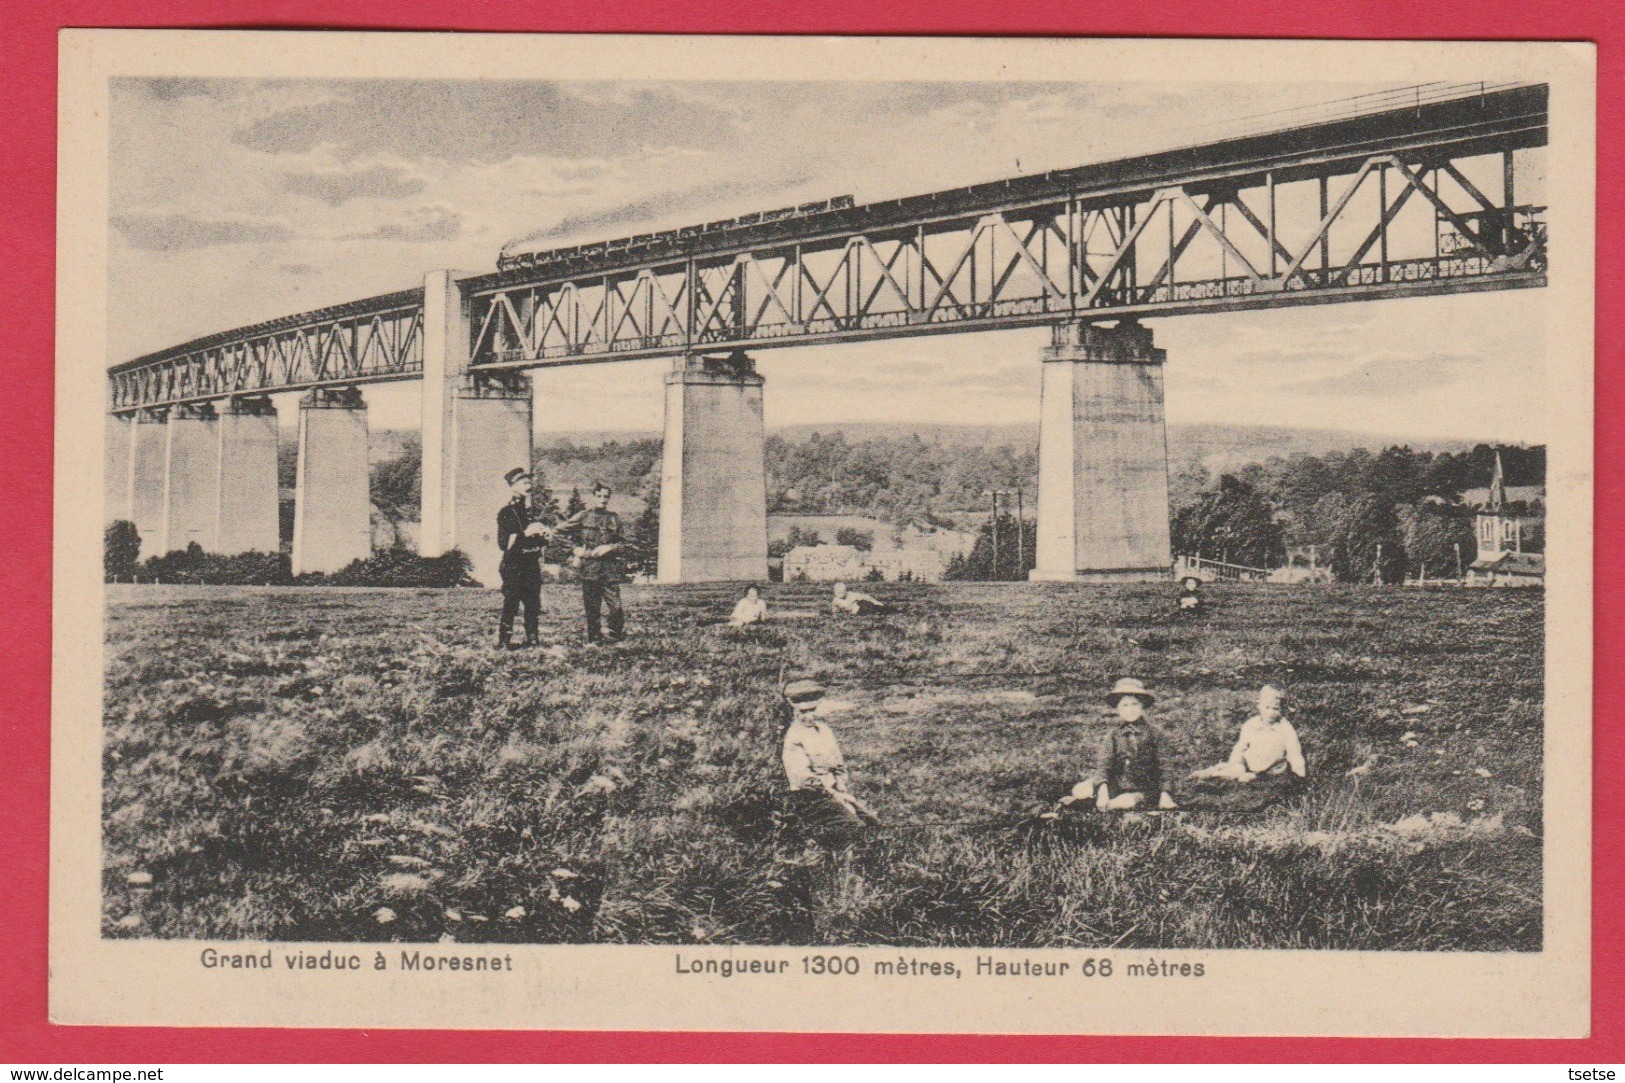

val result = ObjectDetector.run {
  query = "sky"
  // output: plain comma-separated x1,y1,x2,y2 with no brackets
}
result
108,77,1547,443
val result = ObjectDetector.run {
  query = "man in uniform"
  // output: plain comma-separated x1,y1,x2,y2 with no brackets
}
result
554,481,628,644
495,467,549,649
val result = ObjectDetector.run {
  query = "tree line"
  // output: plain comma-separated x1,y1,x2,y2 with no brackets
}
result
913,443,1544,583
766,431,1034,524
1171,444,1544,583
266,429,1544,586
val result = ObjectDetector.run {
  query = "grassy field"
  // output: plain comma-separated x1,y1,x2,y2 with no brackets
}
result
102,581,1543,950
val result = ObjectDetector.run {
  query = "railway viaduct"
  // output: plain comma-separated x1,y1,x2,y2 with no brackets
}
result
105,83,1549,587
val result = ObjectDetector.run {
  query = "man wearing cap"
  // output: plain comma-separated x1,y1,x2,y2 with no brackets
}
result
1065,678,1179,811
781,679,881,839
552,481,628,644
495,468,551,649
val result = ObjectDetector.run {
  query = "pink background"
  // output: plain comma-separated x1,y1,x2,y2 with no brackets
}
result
1,1,1618,1061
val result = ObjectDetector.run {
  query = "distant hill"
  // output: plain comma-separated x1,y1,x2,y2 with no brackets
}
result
348,422,1532,551
1168,423,1477,474
536,421,1485,472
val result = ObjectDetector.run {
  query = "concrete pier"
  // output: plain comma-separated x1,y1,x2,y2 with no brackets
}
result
419,269,533,587
129,410,169,559
292,388,371,576
214,397,280,555
1032,320,1172,582
658,352,768,583
161,404,219,554
105,414,133,525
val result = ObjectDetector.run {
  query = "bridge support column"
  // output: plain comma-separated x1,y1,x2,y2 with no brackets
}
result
129,410,169,559
658,352,768,583
161,404,219,555
1032,320,1172,582
105,414,133,525
292,388,371,576
436,377,533,588
215,396,280,555
419,269,533,588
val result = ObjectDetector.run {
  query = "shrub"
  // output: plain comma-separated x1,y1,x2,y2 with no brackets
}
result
105,520,142,582
137,545,292,585
299,545,476,588
127,543,475,588
834,527,873,551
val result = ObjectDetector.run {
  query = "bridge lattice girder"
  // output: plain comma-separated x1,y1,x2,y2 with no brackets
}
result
108,83,1548,413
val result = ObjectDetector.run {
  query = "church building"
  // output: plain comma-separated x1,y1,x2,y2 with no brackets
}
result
1466,452,1545,588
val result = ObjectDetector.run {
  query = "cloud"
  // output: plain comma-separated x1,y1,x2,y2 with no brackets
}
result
1168,370,1232,395
113,78,338,120
232,80,742,164
767,344,1039,401
342,206,463,243
121,77,222,102
1281,352,1476,397
112,213,294,251
281,164,426,205
875,82,1102,118
517,157,623,198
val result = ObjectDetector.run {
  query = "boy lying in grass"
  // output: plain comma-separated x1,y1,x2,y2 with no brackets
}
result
1062,678,1179,811
831,581,893,616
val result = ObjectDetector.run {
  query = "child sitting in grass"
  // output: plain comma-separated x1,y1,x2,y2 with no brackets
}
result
1183,685,1307,812
780,679,882,842
1063,678,1178,811
729,584,768,627
1191,685,1307,782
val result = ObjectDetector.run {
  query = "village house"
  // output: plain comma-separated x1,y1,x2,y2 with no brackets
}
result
782,543,868,582
782,542,946,583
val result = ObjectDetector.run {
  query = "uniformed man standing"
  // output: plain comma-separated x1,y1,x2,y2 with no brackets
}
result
495,467,549,649
554,481,628,644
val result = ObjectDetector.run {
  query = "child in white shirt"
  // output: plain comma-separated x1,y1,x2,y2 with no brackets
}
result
729,585,768,627
1191,685,1307,782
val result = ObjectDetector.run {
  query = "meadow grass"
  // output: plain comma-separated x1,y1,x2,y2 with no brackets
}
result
102,581,1542,950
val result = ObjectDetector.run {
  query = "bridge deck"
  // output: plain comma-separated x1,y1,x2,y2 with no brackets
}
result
108,82,1549,413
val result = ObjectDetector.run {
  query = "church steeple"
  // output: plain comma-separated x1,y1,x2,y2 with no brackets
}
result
1487,450,1507,512
1476,449,1519,559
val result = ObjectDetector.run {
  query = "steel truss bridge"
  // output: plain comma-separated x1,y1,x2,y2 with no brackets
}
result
108,82,1548,414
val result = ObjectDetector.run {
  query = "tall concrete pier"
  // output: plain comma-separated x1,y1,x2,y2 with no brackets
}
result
129,410,169,558
105,414,133,524
160,404,219,554
658,352,768,583
419,270,533,587
1032,320,1172,582
292,388,371,576
214,397,280,555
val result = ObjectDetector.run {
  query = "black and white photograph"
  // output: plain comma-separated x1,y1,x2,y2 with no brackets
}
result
52,32,1593,1035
